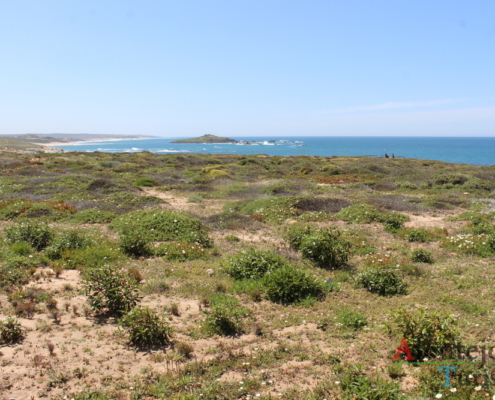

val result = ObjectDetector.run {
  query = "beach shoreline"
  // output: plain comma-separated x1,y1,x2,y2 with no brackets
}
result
33,137,149,147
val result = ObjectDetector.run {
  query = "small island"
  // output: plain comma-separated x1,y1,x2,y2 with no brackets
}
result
171,134,238,144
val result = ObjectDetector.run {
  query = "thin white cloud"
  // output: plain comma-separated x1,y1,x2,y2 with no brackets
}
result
322,98,468,115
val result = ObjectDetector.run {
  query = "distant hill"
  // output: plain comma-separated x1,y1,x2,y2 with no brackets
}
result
0,138,62,154
0,134,155,144
171,134,238,144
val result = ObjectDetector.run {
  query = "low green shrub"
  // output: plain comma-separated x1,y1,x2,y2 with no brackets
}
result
336,204,381,224
380,212,409,232
284,223,313,250
410,248,434,263
337,365,402,400
225,248,287,280
403,228,430,242
111,209,212,248
203,294,250,336
119,306,172,347
69,209,117,224
9,241,33,256
228,196,301,224
462,177,494,191
441,233,495,257
45,229,95,260
118,230,153,257
187,194,204,203
355,268,407,296
0,264,30,288
83,265,140,315
0,200,75,221
134,177,158,187
387,307,462,359
154,241,207,261
60,245,125,270
224,235,240,242
5,222,53,251
233,279,264,301
336,204,408,231
298,229,351,270
336,309,368,330
262,264,327,305
0,317,25,344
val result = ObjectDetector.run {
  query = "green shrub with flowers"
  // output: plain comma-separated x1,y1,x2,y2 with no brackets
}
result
154,241,207,261
441,233,495,257
5,222,53,251
59,244,125,270
362,252,397,268
227,197,301,224
336,203,409,231
0,199,76,221
111,210,213,257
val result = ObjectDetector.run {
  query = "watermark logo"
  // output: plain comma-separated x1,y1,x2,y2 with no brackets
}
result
392,338,415,361
392,338,495,387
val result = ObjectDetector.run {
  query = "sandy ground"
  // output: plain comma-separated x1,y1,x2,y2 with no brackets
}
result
0,189,469,399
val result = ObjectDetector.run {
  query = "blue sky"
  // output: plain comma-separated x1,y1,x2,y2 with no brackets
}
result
1,0,494,137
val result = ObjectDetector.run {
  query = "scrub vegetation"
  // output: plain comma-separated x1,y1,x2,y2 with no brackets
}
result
1,150,495,398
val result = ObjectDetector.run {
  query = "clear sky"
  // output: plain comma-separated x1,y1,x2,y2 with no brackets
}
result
1,1,494,137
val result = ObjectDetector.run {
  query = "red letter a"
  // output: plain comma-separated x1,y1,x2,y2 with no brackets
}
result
392,338,415,361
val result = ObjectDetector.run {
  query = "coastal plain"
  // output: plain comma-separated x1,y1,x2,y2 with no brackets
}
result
1,150,495,399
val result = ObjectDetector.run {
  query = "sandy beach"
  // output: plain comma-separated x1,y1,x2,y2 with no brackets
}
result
34,137,151,147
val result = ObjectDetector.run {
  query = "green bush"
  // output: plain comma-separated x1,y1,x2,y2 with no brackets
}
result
0,317,25,344
111,209,212,248
134,177,158,187
442,233,495,257
379,212,409,232
70,209,117,224
387,307,461,359
411,249,434,263
9,241,33,256
225,248,288,280
229,196,301,224
224,235,240,242
336,204,408,231
154,241,207,261
5,223,53,251
0,264,30,288
45,229,95,260
0,200,75,221
284,223,313,250
60,245,125,270
83,265,140,315
119,306,172,347
336,204,381,224
336,309,368,330
118,230,153,257
403,228,430,242
203,294,250,336
355,269,407,296
429,173,468,187
298,229,351,270
337,365,402,400
262,264,327,305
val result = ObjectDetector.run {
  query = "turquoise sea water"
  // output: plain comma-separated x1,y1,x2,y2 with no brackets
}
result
55,136,495,166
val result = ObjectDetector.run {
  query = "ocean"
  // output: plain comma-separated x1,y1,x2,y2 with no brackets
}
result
54,136,495,166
